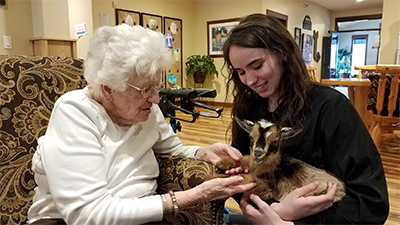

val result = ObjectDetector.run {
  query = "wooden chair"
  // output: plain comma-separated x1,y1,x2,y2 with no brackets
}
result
368,65,400,147
355,65,376,79
307,66,318,82
0,55,224,225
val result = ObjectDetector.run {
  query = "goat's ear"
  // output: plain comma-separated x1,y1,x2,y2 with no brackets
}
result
234,117,254,134
281,127,302,140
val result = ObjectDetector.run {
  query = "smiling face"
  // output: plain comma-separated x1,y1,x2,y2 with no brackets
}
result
229,45,284,107
102,75,161,126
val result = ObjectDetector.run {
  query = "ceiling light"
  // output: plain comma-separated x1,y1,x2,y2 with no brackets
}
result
356,0,364,2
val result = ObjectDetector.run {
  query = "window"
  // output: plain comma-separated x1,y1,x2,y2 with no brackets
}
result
351,35,368,77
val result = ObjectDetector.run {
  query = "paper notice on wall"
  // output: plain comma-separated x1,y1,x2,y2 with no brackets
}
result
372,35,380,48
75,23,86,37
173,47,180,61
99,13,111,26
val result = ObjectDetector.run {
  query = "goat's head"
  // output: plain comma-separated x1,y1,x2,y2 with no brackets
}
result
235,117,302,164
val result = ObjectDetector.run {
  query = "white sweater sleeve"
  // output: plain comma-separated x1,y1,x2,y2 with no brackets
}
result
40,97,165,225
152,105,199,158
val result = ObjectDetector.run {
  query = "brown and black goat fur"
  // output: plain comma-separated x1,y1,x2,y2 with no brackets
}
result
210,118,346,202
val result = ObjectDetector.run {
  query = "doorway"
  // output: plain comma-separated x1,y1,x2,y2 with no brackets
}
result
328,14,382,79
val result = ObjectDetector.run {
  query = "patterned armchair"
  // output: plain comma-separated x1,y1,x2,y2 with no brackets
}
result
0,55,224,225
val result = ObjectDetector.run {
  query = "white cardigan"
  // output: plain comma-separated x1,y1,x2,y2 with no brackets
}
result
28,87,198,225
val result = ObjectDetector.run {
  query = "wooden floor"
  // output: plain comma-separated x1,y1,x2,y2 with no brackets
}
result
171,105,400,224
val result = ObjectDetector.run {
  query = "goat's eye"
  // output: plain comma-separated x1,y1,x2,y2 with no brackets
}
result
272,140,278,145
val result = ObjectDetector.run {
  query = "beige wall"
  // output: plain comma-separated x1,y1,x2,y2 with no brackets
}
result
91,1,196,72
0,0,33,55
262,0,330,83
68,0,93,59
380,0,400,64
187,0,262,103
2,0,397,103
40,0,70,38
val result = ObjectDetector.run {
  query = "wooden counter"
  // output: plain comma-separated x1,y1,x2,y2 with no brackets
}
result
322,78,371,127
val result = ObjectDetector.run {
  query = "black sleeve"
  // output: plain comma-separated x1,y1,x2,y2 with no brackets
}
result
295,94,389,224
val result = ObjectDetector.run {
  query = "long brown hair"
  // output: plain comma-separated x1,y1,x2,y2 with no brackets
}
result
222,14,313,141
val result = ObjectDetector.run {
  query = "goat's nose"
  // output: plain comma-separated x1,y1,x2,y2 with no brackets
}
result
254,147,264,158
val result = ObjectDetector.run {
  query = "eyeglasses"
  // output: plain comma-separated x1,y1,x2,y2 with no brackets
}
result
127,83,162,98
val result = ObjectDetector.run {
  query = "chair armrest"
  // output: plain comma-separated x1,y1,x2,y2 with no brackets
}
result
156,154,225,225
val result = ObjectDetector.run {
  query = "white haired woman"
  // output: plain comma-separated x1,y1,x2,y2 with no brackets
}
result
27,24,256,225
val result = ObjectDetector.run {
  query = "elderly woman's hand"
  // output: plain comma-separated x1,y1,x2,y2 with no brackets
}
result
194,176,257,201
195,142,242,165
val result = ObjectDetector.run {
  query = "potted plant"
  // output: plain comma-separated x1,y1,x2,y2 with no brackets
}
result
185,55,218,83
336,48,352,78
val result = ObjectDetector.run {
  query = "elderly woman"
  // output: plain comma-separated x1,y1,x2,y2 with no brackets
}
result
27,24,256,225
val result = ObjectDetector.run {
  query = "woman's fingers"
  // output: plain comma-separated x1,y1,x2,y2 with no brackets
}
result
293,181,319,197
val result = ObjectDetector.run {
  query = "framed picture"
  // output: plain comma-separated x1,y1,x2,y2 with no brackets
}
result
302,33,313,62
115,9,140,26
207,18,240,57
294,27,301,46
141,13,162,32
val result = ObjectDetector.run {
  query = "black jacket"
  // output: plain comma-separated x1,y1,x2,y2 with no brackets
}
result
232,84,389,224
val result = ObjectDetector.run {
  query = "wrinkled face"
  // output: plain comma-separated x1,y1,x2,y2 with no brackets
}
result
106,75,161,126
249,120,281,164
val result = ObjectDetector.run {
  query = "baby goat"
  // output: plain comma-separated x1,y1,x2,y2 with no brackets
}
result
212,118,346,202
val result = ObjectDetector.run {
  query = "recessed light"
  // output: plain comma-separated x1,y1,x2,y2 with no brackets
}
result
356,0,364,2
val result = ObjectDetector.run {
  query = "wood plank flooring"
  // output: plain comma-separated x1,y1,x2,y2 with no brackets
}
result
170,105,400,224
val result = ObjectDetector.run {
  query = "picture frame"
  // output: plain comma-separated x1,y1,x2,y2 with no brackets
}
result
115,9,140,26
141,12,162,32
294,27,301,47
302,33,313,62
207,18,240,57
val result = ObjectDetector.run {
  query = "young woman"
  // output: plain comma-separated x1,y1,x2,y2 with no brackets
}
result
223,13,389,224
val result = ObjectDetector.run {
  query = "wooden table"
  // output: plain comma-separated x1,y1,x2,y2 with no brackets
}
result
321,78,371,127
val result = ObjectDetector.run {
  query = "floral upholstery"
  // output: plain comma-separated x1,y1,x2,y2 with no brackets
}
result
156,154,224,225
0,55,87,225
0,55,224,225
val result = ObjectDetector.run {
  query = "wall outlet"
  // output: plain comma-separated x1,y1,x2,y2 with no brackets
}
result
3,36,12,49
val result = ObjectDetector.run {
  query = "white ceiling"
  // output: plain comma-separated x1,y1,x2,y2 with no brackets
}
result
309,0,383,12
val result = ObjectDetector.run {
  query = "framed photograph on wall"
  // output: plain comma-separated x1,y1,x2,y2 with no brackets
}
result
302,33,313,62
141,12,162,32
207,18,240,57
115,9,140,26
294,27,301,47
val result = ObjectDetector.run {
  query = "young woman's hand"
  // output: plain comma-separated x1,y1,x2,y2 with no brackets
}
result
271,181,337,221
240,193,294,225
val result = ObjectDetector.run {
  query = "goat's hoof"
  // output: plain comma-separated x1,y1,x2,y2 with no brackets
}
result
215,158,238,171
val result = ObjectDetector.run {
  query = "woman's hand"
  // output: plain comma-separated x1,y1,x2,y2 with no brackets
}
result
193,176,256,201
240,193,294,225
195,142,242,165
271,181,337,221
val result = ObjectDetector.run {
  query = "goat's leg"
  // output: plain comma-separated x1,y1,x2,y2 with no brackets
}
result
215,155,252,171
